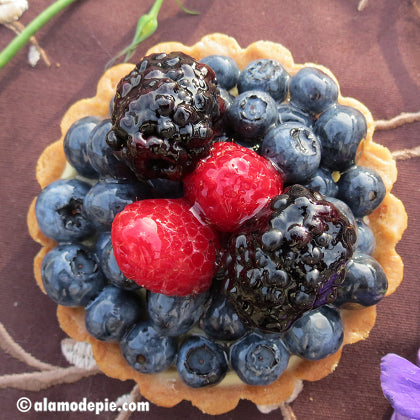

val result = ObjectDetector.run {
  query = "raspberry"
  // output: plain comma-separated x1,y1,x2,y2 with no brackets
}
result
222,185,357,333
184,142,283,232
106,52,223,181
111,198,220,296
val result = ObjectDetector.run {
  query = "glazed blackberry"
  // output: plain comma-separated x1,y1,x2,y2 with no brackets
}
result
223,185,357,333
106,52,223,181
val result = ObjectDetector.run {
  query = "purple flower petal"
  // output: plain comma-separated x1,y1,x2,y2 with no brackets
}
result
381,353,420,419
391,410,414,420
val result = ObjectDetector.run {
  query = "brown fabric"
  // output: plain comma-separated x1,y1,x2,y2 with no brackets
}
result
0,1,419,419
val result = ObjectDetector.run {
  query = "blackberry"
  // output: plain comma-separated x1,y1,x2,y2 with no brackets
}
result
222,185,357,333
106,52,222,181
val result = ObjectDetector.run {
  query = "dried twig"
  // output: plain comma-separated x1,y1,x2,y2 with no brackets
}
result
392,146,420,161
115,384,141,420
375,111,420,130
358,0,369,11
280,402,298,420
4,21,51,66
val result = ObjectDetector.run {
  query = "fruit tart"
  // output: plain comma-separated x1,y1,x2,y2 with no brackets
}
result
27,33,407,414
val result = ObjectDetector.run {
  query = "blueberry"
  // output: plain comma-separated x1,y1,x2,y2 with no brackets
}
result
337,166,386,217
85,285,142,341
225,90,278,143
304,167,339,197
355,218,375,255
95,231,112,262
199,293,246,340
277,103,314,127
315,104,367,171
148,292,209,336
87,119,135,179
238,59,290,102
326,196,357,229
35,179,94,242
83,179,149,228
63,116,100,178
284,306,344,360
200,55,240,90
229,331,290,385
176,335,228,388
219,87,235,109
147,178,184,199
99,237,140,291
260,122,321,184
120,321,177,373
289,67,338,115
41,244,105,307
335,253,387,307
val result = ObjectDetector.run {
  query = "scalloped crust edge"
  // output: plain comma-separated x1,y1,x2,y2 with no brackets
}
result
27,33,407,414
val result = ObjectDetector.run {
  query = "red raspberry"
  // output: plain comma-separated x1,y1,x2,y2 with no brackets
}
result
183,142,284,232
111,198,220,296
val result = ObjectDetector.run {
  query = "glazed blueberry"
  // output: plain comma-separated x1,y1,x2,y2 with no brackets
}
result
41,244,105,307
315,104,367,171
356,218,376,255
199,293,247,341
304,167,339,197
289,67,338,115
260,122,321,184
284,306,344,360
35,179,94,242
83,179,149,228
225,90,278,142
219,87,235,109
277,103,314,127
85,285,142,341
87,119,135,179
176,335,228,388
238,59,290,102
99,238,140,290
229,331,290,385
95,231,112,262
63,116,100,178
200,55,240,90
337,166,386,217
148,292,209,336
335,253,387,307
326,196,357,230
120,321,177,373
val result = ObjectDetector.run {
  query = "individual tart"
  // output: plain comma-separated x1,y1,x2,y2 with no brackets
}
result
27,33,407,415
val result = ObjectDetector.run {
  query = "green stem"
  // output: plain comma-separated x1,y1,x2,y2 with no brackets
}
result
0,0,81,70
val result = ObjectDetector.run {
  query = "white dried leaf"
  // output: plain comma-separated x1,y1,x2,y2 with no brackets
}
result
61,338,97,370
115,393,132,407
0,0,28,24
28,44,40,67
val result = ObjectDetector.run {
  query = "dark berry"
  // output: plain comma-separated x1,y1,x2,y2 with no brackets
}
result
200,55,240,90
148,291,209,336
35,179,94,242
315,104,367,171
284,306,344,360
355,218,375,255
199,292,247,340
229,330,290,385
225,90,277,143
120,321,177,373
176,335,228,388
147,178,184,199
289,67,338,115
304,167,339,197
95,231,112,262
83,178,150,229
335,252,387,307
337,166,386,217
260,122,321,184
277,103,314,127
85,285,142,341
87,119,135,179
63,116,100,178
107,52,222,181
238,59,290,102
99,237,140,290
41,244,105,306
223,185,357,333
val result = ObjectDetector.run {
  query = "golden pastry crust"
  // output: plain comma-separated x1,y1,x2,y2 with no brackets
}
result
27,33,407,414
